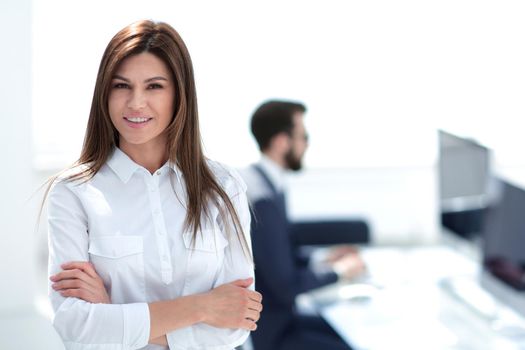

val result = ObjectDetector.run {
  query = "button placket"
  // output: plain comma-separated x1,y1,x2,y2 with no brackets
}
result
146,172,173,284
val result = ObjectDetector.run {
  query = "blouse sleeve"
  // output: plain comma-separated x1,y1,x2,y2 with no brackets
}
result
166,166,254,350
48,180,150,350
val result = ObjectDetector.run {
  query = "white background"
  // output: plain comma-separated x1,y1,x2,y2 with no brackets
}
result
32,0,525,169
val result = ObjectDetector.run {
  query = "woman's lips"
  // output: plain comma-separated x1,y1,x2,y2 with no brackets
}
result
123,116,152,129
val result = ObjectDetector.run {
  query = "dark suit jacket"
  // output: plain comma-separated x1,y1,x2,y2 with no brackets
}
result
248,165,369,350
250,196,339,349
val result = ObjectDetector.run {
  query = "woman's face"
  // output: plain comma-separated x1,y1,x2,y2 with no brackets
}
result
108,52,175,151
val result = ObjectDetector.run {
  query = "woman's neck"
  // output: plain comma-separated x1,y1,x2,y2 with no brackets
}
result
119,140,168,174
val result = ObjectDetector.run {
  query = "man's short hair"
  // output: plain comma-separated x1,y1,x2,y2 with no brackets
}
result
250,100,307,151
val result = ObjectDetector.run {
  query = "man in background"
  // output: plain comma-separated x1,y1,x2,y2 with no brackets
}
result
241,100,367,350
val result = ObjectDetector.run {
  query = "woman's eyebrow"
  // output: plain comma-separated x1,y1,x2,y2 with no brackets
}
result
112,74,168,83
144,76,169,83
113,74,129,82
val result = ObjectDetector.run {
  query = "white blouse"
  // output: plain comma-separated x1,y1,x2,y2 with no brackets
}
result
47,148,254,350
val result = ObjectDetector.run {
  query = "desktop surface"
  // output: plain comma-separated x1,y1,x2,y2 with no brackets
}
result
304,244,525,350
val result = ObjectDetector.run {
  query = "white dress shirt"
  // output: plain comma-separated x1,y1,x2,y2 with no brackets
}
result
240,156,287,204
48,148,253,350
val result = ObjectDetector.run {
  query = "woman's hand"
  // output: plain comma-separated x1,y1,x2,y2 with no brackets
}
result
51,262,168,345
50,261,110,304
202,278,263,331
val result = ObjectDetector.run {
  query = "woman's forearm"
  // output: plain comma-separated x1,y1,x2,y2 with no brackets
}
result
51,261,260,342
148,294,206,340
148,278,260,340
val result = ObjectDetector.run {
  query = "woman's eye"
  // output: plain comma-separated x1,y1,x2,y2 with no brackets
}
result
113,83,129,89
147,83,163,90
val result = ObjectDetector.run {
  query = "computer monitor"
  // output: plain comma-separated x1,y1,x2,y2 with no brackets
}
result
438,130,491,240
481,178,525,316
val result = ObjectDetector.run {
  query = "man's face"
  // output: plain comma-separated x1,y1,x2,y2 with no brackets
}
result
284,112,308,171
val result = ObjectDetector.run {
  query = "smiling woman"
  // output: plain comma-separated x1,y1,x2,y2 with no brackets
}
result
44,20,261,350
108,53,175,159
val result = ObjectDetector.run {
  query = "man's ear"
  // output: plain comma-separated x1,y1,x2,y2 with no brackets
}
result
272,132,291,153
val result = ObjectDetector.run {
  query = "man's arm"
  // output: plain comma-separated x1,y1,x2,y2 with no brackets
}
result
251,198,338,305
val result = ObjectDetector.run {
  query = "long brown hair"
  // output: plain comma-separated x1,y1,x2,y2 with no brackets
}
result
43,20,251,259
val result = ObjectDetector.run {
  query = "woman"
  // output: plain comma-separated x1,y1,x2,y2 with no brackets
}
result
46,20,261,350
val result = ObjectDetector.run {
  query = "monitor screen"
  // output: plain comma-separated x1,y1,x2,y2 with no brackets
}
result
438,130,491,240
482,179,525,291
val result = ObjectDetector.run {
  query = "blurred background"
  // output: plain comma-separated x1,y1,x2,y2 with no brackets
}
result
3,0,525,348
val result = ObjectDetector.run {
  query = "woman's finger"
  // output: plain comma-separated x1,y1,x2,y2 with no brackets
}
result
59,288,94,301
247,290,263,303
60,261,100,280
247,299,263,312
52,263,110,304
240,319,257,331
54,279,110,304
52,279,96,294
50,269,98,289
50,268,86,281
244,309,260,322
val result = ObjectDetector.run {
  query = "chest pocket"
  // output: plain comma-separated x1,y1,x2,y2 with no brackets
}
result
88,235,145,301
182,229,229,294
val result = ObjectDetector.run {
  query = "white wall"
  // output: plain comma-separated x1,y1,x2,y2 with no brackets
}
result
0,0,35,311
287,166,439,244
0,2,65,349
32,0,525,170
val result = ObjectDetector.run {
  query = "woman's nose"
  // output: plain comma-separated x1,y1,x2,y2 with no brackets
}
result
127,89,146,110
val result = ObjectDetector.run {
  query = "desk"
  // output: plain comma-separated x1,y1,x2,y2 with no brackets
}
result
302,245,525,350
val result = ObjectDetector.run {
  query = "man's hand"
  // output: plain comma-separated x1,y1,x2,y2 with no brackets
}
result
325,245,358,263
326,246,366,280
50,261,110,304
202,278,263,331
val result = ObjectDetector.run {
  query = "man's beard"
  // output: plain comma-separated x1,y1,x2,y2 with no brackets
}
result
284,148,303,172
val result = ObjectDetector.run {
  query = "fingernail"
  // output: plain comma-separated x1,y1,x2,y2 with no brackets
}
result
51,284,57,289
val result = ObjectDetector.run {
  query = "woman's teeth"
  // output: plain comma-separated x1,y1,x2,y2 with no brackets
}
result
125,117,150,123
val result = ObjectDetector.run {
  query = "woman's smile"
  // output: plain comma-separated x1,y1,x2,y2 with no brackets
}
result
123,116,153,128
